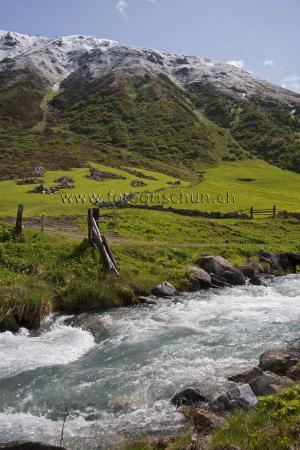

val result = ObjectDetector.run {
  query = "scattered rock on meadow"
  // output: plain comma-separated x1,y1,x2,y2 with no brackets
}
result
151,281,178,297
130,180,147,187
31,165,45,177
87,168,126,181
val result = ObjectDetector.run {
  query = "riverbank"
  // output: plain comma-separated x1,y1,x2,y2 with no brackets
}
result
123,339,300,450
0,215,299,332
123,383,300,450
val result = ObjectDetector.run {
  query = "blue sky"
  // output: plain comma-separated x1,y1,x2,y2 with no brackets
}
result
1,0,299,92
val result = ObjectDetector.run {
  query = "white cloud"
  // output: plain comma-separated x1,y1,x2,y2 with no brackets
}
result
116,0,128,20
263,59,274,67
281,75,300,93
116,0,155,19
226,60,245,69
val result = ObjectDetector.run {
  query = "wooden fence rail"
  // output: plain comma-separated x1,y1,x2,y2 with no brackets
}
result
250,205,276,220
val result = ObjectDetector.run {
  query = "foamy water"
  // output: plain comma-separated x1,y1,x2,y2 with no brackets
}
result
0,276,299,449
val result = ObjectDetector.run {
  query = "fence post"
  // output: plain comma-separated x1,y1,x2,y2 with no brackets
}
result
41,215,45,233
273,205,276,220
250,207,254,220
88,207,100,244
14,204,24,237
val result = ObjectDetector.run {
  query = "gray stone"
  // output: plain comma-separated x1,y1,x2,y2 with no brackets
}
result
287,365,300,381
138,296,157,305
249,276,263,286
249,373,294,396
259,350,299,375
238,265,256,278
196,255,246,286
259,251,281,272
212,384,258,412
186,266,211,290
171,388,208,407
222,270,246,286
65,313,115,342
151,281,178,297
228,367,263,383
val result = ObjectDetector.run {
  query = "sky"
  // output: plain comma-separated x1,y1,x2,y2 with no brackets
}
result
1,0,299,92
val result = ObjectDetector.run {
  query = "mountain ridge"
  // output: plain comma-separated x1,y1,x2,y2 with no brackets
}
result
0,29,299,176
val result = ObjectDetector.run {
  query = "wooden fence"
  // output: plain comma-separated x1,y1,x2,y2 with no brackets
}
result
249,205,276,220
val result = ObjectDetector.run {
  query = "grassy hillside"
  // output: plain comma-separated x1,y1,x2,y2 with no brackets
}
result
189,83,300,173
158,160,300,212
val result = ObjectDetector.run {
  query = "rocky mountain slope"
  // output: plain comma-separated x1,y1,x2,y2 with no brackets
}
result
0,30,299,176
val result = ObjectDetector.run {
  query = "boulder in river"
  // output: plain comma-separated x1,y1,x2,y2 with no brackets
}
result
171,388,208,407
65,313,115,342
212,384,258,412
196,255,246,286
138,296,157,305
249,275,263,286
259,350,299,375
222,269,246,286
249,373,294,396
151,281,178,298
238,265,256,278
210,273,231,288
259,251,282,272
228,366,263,383
186,266,211,290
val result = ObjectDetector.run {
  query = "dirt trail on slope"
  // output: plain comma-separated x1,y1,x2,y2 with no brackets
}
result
3,216,241,248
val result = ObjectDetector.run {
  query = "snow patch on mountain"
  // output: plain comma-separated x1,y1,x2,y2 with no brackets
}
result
0,30,299,104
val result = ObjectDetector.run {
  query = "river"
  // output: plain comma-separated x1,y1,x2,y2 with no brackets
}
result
0,275,299,449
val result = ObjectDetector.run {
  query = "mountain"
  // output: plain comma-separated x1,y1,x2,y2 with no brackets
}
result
0,29,299,177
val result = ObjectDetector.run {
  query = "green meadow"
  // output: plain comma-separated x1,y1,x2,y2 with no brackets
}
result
0,159,299,218
158,159,300,212
0,163,188,217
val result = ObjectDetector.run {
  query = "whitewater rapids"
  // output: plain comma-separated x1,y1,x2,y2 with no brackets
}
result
0,275,299,449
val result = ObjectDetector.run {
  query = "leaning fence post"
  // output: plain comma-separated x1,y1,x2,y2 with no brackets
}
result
273,205,276,220
250,207,254,220
14,204,24,237
88,207,100,244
